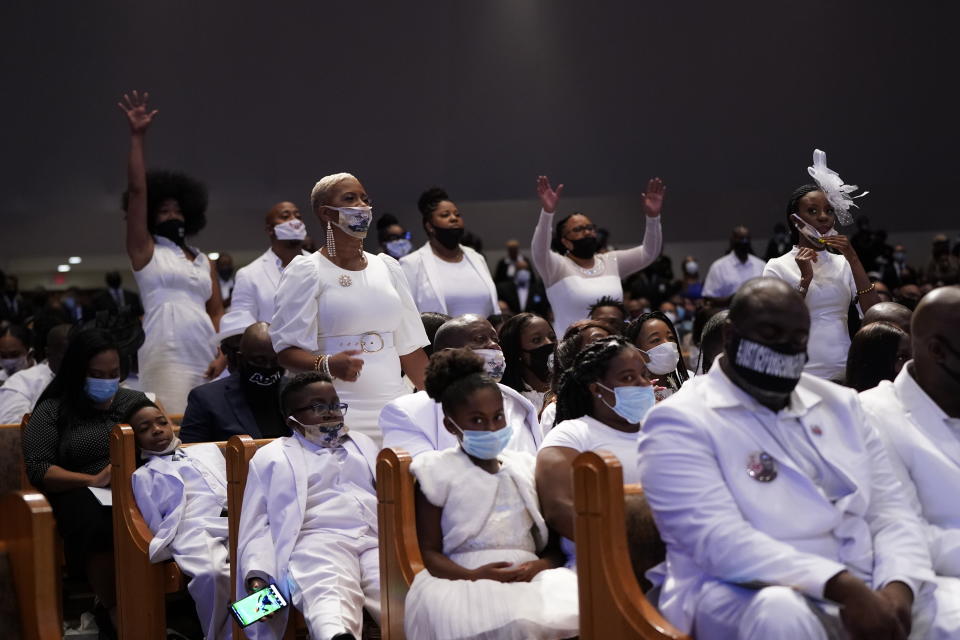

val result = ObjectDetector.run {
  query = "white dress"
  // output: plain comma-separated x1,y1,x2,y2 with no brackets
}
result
531,209,662,336
404,448,579,640
763,247,858,381
270,252,428,441
133,236,217,415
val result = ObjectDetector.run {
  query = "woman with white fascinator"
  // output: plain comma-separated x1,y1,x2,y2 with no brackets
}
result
270,172,430,442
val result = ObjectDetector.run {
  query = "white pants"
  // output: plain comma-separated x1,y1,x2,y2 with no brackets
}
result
694,583,841,640
170,519,232,640
288,532,381,640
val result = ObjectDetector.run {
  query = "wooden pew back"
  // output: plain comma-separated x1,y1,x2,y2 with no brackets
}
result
0,490,60,640
573,450,690,640
376,447,424,640
0,421,28,494
110,424,228,640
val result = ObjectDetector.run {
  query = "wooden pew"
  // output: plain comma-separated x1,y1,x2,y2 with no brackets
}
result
0,490,61,640
375,447,424,640
573,450,690,640
225,434,299,640
109,424,228,640
0,421,28,494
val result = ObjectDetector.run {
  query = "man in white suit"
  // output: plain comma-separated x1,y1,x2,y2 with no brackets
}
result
639,278,949,640
861,287,960,587
380,314,542,456
229,201,310,323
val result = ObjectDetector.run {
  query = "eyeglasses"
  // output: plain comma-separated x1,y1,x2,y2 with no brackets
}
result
385,232,411,242
565,223,597,235
292,402,349,416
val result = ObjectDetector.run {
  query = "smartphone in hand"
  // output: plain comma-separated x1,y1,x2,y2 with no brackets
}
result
229,583,288,627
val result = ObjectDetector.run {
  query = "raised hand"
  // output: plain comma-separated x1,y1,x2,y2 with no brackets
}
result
329,349,364,381
794,247,818,284
117,90,159,135
641,177,666,218
536,175,564,214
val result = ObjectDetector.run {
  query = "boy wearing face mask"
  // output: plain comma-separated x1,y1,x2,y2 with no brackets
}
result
229,202,312,324
237,371,381,640
128,400,233,640
181,322,290,443
380,314,543,458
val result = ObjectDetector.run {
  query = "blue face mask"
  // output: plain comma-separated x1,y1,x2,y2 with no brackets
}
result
451,421,513,460
596,382,655,424
85,377,120,403
384,237,413,259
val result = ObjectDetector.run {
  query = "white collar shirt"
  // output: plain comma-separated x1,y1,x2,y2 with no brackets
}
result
702,252,767,299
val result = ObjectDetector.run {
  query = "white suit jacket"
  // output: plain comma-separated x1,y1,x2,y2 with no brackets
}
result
860,364,960,577
230,248,310,323
638,362,934,633
380,383,543,457
236,433,379,605
131,443,228,562
398,243,499,315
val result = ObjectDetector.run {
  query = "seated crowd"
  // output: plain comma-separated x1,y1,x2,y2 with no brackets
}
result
5,91,960,640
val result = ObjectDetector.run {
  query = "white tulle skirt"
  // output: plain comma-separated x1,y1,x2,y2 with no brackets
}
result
404,548,579,640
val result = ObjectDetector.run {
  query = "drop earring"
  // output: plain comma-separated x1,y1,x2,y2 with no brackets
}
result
326,221,336,257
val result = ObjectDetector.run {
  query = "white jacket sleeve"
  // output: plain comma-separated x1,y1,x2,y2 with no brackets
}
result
132,466,185,562
270,255,320,354
639,404,847,597
379,399,436,458
228,266,258,321
237,462,278,590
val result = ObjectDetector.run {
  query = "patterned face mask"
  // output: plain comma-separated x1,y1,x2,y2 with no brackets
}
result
290,416,349,448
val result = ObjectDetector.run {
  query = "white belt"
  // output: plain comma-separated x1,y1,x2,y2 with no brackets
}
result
317,331,394,354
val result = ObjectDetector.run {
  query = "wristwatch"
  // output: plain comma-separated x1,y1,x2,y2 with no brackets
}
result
797,282,809,295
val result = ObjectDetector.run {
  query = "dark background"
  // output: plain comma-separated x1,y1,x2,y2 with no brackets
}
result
2,1,957,265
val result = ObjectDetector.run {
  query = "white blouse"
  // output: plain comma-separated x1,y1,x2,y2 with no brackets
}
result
270,251,429,440
435,256,496,317
763,247,858,381
531,209,662,335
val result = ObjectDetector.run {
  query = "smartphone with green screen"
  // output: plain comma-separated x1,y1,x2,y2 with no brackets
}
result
229,583,288,627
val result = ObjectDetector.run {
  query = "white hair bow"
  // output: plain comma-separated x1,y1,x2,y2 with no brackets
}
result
807,149,868,226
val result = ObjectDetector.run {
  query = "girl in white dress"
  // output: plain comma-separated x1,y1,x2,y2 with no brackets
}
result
399,187,499,317
531,175,665,336
405,348,578,640
763,180,879,380
271,173,429,441
118,92,224,414
536,336,654,567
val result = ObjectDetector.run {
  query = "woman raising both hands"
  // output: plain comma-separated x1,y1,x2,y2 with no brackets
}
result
118,91,224,414
532,175,665,336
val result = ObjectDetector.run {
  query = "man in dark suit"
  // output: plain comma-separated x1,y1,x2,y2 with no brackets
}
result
92,271,144,318
179,322,290,442
495,257,551,318
0,274,32,324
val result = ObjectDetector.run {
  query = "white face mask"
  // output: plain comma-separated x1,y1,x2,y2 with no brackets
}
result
684,261,698,275
274,219,307,241
643,341,680,375
0,355,28,376
473,348,506,382
327,206,373,239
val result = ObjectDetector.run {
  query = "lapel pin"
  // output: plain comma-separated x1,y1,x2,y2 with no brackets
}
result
811,425,823,436
747,451,778,482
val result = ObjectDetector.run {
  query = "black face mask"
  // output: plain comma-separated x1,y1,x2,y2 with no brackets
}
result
523,343,554,382
106,276,122,289
724,332,807,395
241,363,284,391
155,219,186,245
567,236,599,260
218,267,234,281
433,226,464,250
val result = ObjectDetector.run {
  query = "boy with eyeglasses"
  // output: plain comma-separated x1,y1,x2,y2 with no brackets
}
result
237,371,381,640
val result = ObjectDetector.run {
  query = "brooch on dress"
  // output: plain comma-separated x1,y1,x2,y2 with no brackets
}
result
339,275,352,287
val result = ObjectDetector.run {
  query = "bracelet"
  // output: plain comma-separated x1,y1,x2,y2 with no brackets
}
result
321,354,334,380
313,354,323,371
797,282,809,295
857,283,875,296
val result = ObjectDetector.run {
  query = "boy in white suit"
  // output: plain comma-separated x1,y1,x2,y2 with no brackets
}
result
639,278,956,640
380,314,543,456
237,371,380,640
861,287,960,605
128,400,232,640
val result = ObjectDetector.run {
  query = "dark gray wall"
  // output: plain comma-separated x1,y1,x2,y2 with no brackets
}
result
2,1,957,264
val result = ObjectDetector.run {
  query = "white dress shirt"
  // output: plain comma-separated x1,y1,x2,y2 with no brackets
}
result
701,252,767,299
0,361,52,423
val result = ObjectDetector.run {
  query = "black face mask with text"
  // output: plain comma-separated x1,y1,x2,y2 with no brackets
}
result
240,363,284,391
724,333,807,395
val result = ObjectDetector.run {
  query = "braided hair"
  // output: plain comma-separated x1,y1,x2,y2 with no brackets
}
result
424,348,499,416
624,311,690,389
555,336,633,424
551,319,616,396
784,183,822,246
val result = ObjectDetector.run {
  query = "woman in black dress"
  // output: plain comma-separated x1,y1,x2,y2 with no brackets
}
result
22,327,148,634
